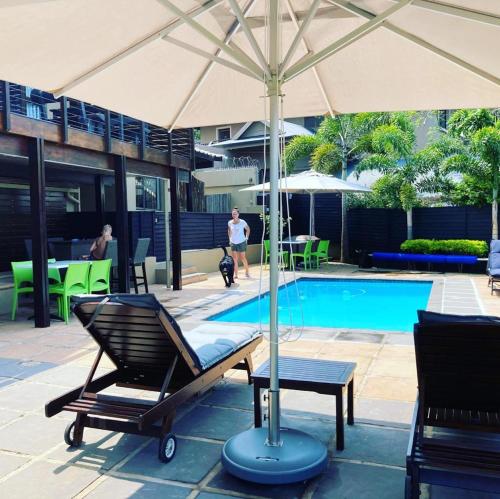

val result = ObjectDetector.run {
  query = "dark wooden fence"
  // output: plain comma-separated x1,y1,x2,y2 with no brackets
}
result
0,187,68,271
286,194,495,257
178,212,263,252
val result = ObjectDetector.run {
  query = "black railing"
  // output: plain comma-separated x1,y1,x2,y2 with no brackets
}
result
0,81,194,162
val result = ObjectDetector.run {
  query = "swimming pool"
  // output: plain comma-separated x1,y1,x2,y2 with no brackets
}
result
209,278,433,332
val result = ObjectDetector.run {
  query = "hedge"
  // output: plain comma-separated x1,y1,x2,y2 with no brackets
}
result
400,239,488,257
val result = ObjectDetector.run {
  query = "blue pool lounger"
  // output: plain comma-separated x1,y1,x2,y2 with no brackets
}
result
45,294,263,463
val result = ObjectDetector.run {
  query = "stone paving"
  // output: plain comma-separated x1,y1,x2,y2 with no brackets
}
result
0,264,498,498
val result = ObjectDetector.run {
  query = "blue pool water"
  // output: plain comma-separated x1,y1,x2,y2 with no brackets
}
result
209,278,432,332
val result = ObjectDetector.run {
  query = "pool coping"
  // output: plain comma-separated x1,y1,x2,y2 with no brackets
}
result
174,272,452,346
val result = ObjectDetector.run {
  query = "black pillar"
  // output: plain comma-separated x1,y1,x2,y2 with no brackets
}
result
114,155,130,293
170,167,182,290
2,81,11,131
61,96,68,143
94,175,106,228
29,137,50,327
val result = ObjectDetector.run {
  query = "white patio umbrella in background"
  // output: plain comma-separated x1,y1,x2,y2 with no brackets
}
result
1,0,498,484
242,169,371,236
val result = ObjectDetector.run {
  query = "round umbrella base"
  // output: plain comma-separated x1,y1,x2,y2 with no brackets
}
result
221,427,328,484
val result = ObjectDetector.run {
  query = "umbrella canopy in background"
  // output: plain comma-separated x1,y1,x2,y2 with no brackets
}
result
242,169,371,236
0,0,498,485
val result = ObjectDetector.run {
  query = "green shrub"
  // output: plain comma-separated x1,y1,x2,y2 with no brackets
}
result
400,239,488,257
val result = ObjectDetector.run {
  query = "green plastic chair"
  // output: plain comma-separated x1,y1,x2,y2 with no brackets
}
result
48,258,62,285
88,259,112,294
50,262,90,324
291,240,313,270
263,240,289,269
311,240,330,267
11,261,34,320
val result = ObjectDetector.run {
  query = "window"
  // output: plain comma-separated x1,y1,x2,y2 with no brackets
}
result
438,110,451,130
135,176,163,210
304,116,322,133
216,126,231,142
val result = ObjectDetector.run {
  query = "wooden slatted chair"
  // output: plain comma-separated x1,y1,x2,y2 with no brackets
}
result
406,311,500,498
45,294,262,463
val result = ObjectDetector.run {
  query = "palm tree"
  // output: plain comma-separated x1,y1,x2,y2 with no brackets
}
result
284,114,369,262
354,113,449,240
441,109,500,239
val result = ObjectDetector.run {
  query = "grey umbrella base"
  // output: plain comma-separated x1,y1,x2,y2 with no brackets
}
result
222,427,328,484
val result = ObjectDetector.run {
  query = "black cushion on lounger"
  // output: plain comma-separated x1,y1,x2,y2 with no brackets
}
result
417,310,500,325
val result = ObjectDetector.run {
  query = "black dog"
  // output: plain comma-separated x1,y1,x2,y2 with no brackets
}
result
219,246,235,287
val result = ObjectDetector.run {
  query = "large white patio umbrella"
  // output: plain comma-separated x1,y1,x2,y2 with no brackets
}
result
242,169,371,235
1,0,498,484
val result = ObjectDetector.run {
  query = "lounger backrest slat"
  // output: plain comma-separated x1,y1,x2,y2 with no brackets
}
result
415,324,500,414
74,300,202,388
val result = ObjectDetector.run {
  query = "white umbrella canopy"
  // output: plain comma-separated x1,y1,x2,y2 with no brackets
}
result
242,170,372,193
1,0,499,484
242,170,371,235
0,1,498,128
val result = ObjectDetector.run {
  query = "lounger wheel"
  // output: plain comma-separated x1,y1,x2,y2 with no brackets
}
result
64,421,80,447
159,433,177,463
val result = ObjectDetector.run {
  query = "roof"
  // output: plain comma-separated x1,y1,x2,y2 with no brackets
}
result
195,144,226,161
212,120,312,149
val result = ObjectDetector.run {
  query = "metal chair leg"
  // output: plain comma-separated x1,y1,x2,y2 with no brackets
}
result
142,262,149,293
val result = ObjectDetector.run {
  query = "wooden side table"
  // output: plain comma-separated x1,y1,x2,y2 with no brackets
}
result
251,356,356,451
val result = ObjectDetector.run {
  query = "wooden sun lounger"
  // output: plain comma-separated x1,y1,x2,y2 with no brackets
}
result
45,294,262,462
406,311,500,498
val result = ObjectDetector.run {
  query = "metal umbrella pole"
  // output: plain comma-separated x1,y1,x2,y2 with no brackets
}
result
266,0,281,446
221,0,327,484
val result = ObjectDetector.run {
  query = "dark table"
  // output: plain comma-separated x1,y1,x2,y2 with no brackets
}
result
251,356,356,450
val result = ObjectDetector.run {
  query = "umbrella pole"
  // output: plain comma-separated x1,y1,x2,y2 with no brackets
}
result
221,0,327,483
309,192,315,236
267,51,280,449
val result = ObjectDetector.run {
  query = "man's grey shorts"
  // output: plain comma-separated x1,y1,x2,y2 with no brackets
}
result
231,241,247,252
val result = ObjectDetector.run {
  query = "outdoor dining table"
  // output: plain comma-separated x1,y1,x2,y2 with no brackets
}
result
16,260,90,270
280,236,320,269
18,260,91,322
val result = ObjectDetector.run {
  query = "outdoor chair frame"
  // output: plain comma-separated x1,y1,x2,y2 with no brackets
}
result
405,313,500,498
487,240,500,294
45,294,262,463
130,237,150,294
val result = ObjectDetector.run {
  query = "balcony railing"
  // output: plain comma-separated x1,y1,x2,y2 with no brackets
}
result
0,81,194,162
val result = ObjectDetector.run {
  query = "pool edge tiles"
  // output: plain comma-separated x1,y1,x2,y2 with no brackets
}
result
207,277,434,333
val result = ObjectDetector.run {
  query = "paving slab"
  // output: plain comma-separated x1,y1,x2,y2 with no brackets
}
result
29,364,110,388
0,380,65,412
48,428,147,471
279,414,335,448
0,414,67,455
0,408,23,427
354,398,414,426
208,469,308,499
0,452,29,479
201,381,254,411
335,424,410,467
312,461,405,499
429,484,500,498
173,405,253,441
197,492,243,499
0,357,57,380
0,460,100,498
119,437,221,484
336,332,384,343
86,476,192,498
281,390,337,420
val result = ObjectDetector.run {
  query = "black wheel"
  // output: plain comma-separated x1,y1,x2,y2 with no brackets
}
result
158,433,177,463
64,421,79,447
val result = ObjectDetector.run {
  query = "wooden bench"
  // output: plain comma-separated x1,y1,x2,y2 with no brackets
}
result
251,356,356,451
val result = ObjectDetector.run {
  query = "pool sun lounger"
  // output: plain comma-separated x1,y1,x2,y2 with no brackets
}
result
45,294,262,462
406,311,500,498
